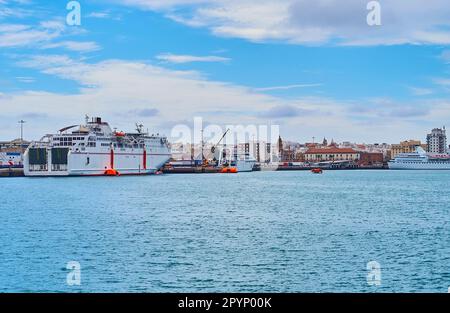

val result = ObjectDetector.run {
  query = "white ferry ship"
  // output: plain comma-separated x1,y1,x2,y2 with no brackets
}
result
23,117,171,177
388,146,450,170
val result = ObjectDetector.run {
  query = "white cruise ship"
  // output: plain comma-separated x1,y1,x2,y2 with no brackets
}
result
23,117,171,177
388,146,450,170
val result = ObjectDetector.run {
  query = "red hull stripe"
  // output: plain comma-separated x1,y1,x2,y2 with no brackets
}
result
110,149,114,169
143,150,147,170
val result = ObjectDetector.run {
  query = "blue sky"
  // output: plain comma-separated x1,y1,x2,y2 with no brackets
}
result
1,0,450,143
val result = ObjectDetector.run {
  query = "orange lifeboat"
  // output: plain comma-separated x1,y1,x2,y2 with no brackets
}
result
105,169,120,176
221,167,238,173
311,168,323,174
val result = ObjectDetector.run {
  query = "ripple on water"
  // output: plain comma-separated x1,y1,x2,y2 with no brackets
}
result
0,171,449,292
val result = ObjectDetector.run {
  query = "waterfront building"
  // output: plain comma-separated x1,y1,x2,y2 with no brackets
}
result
279,148,297,162
390,140,425,159
358,152,384,167
0,139,30,152
426,127,447,154
304,147,359,162
328,139,337,148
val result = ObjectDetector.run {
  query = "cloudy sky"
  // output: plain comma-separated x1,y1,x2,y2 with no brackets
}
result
1,0,450,143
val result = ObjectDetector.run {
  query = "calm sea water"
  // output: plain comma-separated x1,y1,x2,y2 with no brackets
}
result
0,170,449,293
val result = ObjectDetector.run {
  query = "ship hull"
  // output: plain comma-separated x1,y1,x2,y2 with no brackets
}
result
388,161,450,170
24,149,170,177
236,160,256,172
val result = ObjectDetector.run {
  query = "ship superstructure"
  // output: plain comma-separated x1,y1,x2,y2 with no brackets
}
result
23,117,170,176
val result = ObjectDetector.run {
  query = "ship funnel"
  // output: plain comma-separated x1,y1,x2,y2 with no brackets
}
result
416,146,426,155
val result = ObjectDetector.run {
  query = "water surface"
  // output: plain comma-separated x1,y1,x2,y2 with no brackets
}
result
1,170,449,292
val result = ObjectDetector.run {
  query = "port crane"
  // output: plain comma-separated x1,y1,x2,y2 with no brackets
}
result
195,128,230,167
208,129,230,166
210,129,230,154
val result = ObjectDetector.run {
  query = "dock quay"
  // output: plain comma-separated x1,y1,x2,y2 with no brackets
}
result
162,166,221,174
0,167,24,177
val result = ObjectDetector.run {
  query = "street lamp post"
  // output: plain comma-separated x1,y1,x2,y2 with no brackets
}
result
18,120,26,148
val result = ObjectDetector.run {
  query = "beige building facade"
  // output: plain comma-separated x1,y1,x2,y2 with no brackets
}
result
390,140,426,159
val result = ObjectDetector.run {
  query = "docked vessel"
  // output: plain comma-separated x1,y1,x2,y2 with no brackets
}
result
388,146,450,170
235,154,256,172
0,152,23,168
215,144,256,173
23,117,171,177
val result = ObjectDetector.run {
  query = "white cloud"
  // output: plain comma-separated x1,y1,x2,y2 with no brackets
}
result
0,2,33,19
433,78,450,93
117,0,450,46
0,54,339,140
156,53,230,64
433,78,450,86
408,87,433,96
0,23,62,47
120,0,209,10
86,12,111,19
0,1,100,51
255,84,322,92
86,11,123,21
0,18,101,53
0,54,447,143
16,76,35,83
42,41,101,53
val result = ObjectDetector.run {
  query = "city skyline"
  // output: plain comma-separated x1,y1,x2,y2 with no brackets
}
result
5,117,447,147
1,1,450,143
